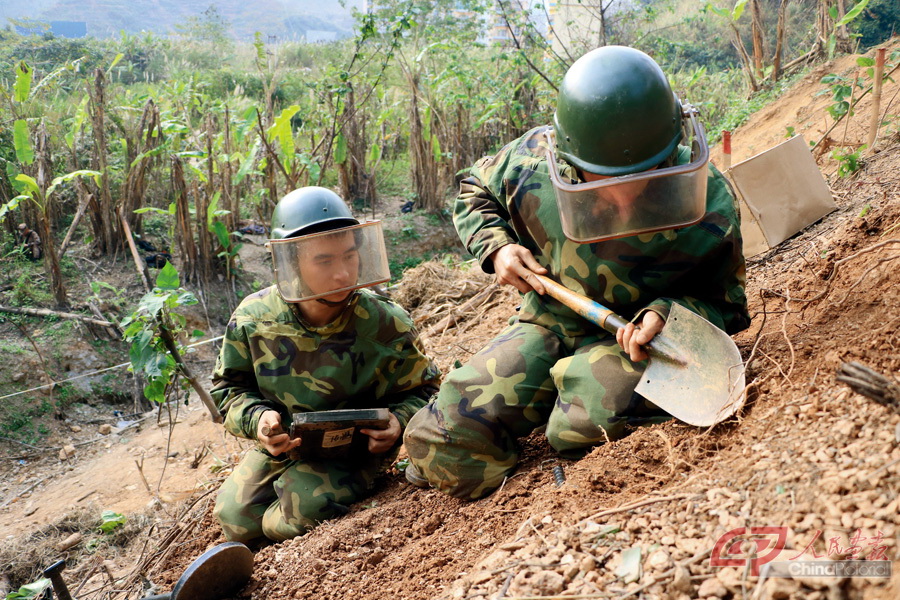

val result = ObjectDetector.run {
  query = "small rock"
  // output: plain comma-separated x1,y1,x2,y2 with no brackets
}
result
697,577,728,598
99,424,113,435
763,578,800,600
646,549,672,571
11,372,25,382
715,566,741,591
365,549,385,566
671,565,693,593
68,425,82,433
59,445,76,461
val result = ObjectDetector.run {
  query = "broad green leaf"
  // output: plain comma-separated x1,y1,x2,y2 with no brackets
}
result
14,61,32,102
0,195,27,223
107,53,125,73
234,141,260,185
732,0,749,21
706,3,729,19
128,330,156,370
138,293,166,320
212,221,231,249
144,377,167,403
269,105,301,173
856,57,875,67
836,0,869,27
253,31,266,62
334,133,348,165
207,191,221,226
432,134,442,163
367,142,382,166
156,262,180,290
7,578,50,600
99,510,126,532
14,120,34,165
47,170,101,198
15,174,40,197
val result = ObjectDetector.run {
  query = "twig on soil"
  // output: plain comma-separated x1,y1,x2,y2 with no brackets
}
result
135,457,153,496
783,239,900,304
838,253,900,303
579,493,696,523
759,350,793,386
1,473,56,508
780,312,796,381
496,573,514,600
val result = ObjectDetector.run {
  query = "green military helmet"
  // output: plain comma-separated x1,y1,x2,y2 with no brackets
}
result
553,46,682,177
270,187,358,240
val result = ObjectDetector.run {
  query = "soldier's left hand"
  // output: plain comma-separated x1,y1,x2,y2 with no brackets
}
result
617,311,665,363
361,412,401,454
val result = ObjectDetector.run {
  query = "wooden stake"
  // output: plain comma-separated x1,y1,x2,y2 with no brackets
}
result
119,208,223,423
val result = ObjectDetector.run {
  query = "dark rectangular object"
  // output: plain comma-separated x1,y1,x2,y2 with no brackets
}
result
288,408,390,461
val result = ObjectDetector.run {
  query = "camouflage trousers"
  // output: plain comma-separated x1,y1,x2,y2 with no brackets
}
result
214,448,387,544
403,321,669,500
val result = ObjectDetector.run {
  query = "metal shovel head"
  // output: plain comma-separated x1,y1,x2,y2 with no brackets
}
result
171,542,254,600
636,302,746,427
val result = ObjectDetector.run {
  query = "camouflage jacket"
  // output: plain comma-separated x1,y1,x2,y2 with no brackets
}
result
211,287,441,441
454,126,750,338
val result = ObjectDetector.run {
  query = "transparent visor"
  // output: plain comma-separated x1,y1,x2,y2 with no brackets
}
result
547,110,710,243
267,221,391,303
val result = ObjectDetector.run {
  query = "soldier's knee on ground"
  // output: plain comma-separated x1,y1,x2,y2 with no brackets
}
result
213,496,265,545
404,401,517,500
260,493,349,541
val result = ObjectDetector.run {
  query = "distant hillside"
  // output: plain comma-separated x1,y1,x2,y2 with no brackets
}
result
1,0,363,40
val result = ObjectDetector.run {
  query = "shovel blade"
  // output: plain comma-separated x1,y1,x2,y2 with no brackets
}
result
636,303,745,427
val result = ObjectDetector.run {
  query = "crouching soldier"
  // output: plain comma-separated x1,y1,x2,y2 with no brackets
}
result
17,223,42,261
212,186,440,544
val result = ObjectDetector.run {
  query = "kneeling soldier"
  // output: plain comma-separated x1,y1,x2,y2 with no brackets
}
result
212,186,440,544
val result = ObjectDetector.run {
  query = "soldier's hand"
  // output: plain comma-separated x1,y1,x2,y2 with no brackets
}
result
361,412,401,454
257,410,301,457
489,244,548,294
617,311,665,363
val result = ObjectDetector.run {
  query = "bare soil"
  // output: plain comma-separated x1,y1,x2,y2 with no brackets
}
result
2,41,899,600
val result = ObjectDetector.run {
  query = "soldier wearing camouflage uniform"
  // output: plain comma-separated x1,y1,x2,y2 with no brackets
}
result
403,46,750,500
213,187,440,544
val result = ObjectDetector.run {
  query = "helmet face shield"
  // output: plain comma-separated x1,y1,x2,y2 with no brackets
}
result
548,109,710,244
268,221,391,303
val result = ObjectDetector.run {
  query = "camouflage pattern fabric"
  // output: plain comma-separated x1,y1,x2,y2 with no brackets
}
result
404,126,750,500
214,447,387,543
212,287,440,542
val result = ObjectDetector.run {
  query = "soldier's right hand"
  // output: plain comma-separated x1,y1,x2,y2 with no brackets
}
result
489,244,548,294
257,410,301,457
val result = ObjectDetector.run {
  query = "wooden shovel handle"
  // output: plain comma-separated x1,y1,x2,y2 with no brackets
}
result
528,273,630,335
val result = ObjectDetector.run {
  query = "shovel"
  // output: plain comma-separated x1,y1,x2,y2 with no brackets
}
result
142,542,254,600
527,273,745,426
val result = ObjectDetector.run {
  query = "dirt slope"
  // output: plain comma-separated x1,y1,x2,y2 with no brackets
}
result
2,41,899,600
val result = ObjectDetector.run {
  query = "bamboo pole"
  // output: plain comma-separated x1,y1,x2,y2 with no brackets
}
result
0,305,113,327
865,48,887,153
